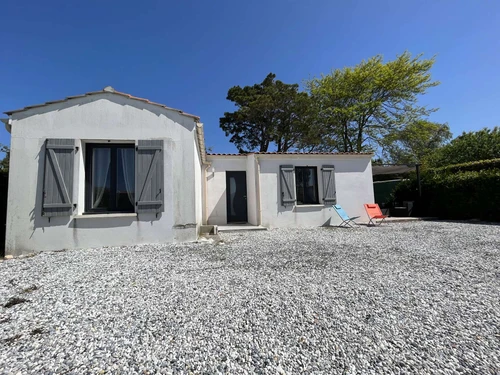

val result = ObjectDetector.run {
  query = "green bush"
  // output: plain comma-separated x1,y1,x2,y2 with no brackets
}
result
425,127,500,168
392,167,500,221
428,158,500,174
390,178,417,201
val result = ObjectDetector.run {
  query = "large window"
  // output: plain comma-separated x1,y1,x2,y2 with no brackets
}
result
85,143,135,213
295,166,319,205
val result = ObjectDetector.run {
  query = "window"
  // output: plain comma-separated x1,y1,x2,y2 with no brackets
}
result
85,143,135,213
295,166,319,205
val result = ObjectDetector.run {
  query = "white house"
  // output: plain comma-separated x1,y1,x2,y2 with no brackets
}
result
206,153,374,228
2,87,374,256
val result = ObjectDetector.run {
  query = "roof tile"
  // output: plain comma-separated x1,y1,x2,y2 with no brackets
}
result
5,87,200,120
208,151,373,156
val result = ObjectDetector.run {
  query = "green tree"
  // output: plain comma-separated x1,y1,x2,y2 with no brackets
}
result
306,52,439,153
425,127,500,167
380,120,452,164
220,73,314,152
0,144,9,172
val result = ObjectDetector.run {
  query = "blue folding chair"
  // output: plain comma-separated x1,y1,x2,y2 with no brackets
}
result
333,204,360,227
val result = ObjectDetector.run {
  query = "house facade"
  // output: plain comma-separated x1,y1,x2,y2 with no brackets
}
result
206,153,373,228
2,88,374,256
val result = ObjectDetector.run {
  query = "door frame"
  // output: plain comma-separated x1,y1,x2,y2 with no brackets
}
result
226,171,248,223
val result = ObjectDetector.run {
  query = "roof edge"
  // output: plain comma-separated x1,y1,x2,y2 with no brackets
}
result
1,118,11,134
207,152,374,157
195,122,209,165
4,87,200,120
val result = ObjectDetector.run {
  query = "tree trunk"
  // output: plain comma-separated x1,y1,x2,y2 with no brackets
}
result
355,118,366,152
276,140,283,153
356,126,363,152
342,121,349,152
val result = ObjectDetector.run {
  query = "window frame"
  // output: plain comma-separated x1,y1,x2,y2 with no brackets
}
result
294,166,320,205
84,143,136,214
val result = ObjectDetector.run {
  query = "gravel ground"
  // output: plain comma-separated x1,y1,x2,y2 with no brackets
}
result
0,221,499,374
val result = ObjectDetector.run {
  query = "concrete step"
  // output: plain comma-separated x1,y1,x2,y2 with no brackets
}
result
218,225,268,233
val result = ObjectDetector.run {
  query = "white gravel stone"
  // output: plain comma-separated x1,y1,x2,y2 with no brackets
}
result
0,221,499,374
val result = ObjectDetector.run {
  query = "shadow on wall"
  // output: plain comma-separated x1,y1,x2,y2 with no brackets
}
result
12,94,196,132
137,213,163,225
293,205,324,212
71,213,162,229
70,216,137,229
207,191,227,225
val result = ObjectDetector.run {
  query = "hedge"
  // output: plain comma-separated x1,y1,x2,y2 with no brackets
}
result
392,168,500,221
428,158,500,174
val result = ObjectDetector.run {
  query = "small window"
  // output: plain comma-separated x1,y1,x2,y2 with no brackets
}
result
295,166,319,205
85,143,135,213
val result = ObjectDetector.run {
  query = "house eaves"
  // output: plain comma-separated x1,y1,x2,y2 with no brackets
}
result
195,123,209,165
0,118,11,133
208,151,373,157
4,86,201,120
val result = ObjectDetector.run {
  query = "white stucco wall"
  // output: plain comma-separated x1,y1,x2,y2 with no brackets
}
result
205,154,374,228
205,156,247,225
245,154,258,225
6,93,201,256
257,155,374,228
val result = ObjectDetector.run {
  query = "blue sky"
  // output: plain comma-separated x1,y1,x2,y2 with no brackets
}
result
1,0,499,154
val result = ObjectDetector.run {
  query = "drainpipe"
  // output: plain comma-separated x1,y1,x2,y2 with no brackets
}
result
255,156,262,226
195,121,212,225
203,163,212,225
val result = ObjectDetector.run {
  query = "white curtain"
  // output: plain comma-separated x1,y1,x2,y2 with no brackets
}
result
92,148,110,208
120,148,135,206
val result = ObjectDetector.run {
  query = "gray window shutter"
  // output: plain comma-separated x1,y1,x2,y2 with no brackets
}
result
42,139,76,217
280,165,296,206
322,165,336,204
135,140,164,214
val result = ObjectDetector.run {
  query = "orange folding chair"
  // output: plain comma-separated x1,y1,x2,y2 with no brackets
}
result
364,203,388,226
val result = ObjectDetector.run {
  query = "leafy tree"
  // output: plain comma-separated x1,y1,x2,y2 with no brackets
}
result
220,73,314,152
425,127,500,167
380,120,452,164
306,52,439,153
0,144,9,172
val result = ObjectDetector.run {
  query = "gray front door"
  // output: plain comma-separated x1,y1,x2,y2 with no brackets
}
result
226,171,248,223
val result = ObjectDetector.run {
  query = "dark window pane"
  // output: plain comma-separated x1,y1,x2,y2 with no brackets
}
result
116,147,135,211
304,168,318,204
229,176,237,216
295,168,304,204
92,148,111,209
295,167,318,205
86,144,135,213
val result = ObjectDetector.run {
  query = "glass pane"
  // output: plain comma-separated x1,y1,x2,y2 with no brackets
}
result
304,168,318,204
116,147,135,211
295,168,304,204
229,176,236,216
92,148,111,209
295,167,317,204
